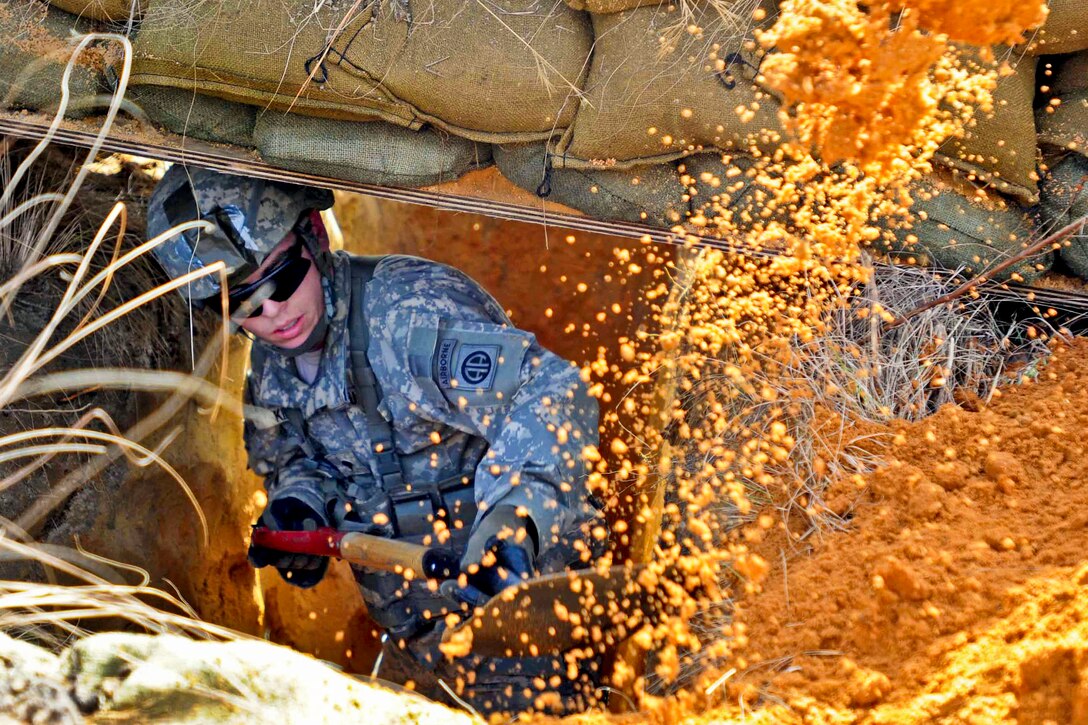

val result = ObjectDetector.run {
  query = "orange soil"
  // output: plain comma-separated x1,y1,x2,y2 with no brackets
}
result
705,337,1088,722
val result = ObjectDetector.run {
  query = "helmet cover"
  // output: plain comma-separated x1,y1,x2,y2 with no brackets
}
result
147,165,333,303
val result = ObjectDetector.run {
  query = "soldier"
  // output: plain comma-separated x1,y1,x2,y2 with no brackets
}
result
146,166,606,717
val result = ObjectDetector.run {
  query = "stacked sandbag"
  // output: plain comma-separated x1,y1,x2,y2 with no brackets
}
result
1038,153,1088,276
934,48,1039,206
1037,50,1087,155
50,0,142,22
679,152,784,231
1021,0,1088,56
1036,50,1088,276
495,142,689,226
130,0,591,142
10,0,1081,286
126,86,258,147
880,171,1050,282
0,2,104,118
255,114,491,188
551,1,783,170
563,0,660,12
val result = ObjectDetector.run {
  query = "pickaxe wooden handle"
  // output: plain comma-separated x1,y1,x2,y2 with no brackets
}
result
250,527,459,579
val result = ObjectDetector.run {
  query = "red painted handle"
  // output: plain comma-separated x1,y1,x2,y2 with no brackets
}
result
251,527,455,578
250,527,345,557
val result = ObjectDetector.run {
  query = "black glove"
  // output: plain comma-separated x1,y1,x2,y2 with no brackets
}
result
452,505,538,607
248,485,330,589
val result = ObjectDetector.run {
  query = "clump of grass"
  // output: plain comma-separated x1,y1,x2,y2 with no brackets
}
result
0,28,240,614
667,255,1054,541
0,31,273,722
0,537,245,647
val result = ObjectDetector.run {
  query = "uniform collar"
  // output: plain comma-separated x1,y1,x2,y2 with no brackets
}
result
249,254,353,416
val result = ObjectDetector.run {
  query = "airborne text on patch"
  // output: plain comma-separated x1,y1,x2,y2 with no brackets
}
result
437,339,456,388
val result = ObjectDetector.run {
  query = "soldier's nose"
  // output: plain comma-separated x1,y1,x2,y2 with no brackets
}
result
261,298,286,318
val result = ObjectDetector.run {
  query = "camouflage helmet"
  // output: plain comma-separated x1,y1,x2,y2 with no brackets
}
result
147,165,334,303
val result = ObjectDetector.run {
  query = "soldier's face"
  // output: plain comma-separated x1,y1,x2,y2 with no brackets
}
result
236,232,325,348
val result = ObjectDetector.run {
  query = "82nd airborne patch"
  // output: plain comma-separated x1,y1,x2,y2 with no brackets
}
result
457,345,499,390
437,340,500,391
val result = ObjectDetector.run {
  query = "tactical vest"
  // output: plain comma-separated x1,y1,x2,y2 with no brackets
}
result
341,257,477,643
254,256,478,644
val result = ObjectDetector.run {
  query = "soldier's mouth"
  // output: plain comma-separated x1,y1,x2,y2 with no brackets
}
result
275,316,304,338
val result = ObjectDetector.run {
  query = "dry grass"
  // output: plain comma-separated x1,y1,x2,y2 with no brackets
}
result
0,32,278,720
0,30,248,660
665,255,1055,541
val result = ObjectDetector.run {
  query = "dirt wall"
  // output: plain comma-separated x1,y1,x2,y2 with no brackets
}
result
707,338,1088,722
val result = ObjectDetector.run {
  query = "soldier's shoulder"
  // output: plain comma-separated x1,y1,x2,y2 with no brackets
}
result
366,254,505,321
373,254,478,290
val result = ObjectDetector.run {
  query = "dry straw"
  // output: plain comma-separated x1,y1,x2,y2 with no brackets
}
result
0,29,250,662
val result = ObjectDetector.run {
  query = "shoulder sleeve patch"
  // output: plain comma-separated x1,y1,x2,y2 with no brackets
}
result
434,321,532,408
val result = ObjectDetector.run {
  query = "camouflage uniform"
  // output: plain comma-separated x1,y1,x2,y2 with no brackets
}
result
244,251,603,712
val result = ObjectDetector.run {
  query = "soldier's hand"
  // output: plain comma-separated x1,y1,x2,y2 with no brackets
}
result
247,488,330,588
455,505,538,605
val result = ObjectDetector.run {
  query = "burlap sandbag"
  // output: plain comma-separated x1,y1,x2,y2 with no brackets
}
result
1037,50,1088,155
50,0,142,22
128,86,256,147
1037,152,1088,278
564,0,660,12
934,49,1039,206
1023,0,1088,56
132,0,591,143
254,113,490,188
553,1,784,170
495,143,688,226
880,171,1050,283
678,152,784,231
0,3,102,118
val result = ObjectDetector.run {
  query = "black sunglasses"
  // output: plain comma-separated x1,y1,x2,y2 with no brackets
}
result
222,240,312,319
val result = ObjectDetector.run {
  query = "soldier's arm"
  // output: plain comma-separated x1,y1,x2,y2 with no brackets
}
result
468,345,601,560
366,256,602,562
243,412,331,513
243,382,335,587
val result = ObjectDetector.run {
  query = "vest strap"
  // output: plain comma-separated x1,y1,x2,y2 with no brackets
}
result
347,257,407,492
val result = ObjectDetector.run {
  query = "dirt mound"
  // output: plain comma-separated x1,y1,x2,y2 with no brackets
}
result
711,337,1088,722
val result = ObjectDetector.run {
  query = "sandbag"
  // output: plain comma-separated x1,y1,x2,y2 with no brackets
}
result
254,113,491,188
132,0,591,143
880,171,1050,283
127,86,256,147
679,152,784,231
1037,50,1088,155
0,3,103,118
1023,0,1088,56
553,1,784,170
564,0,660,12
1037,152,1088,278
495,142,688,226
50,0,142,22
934,49,1039,206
